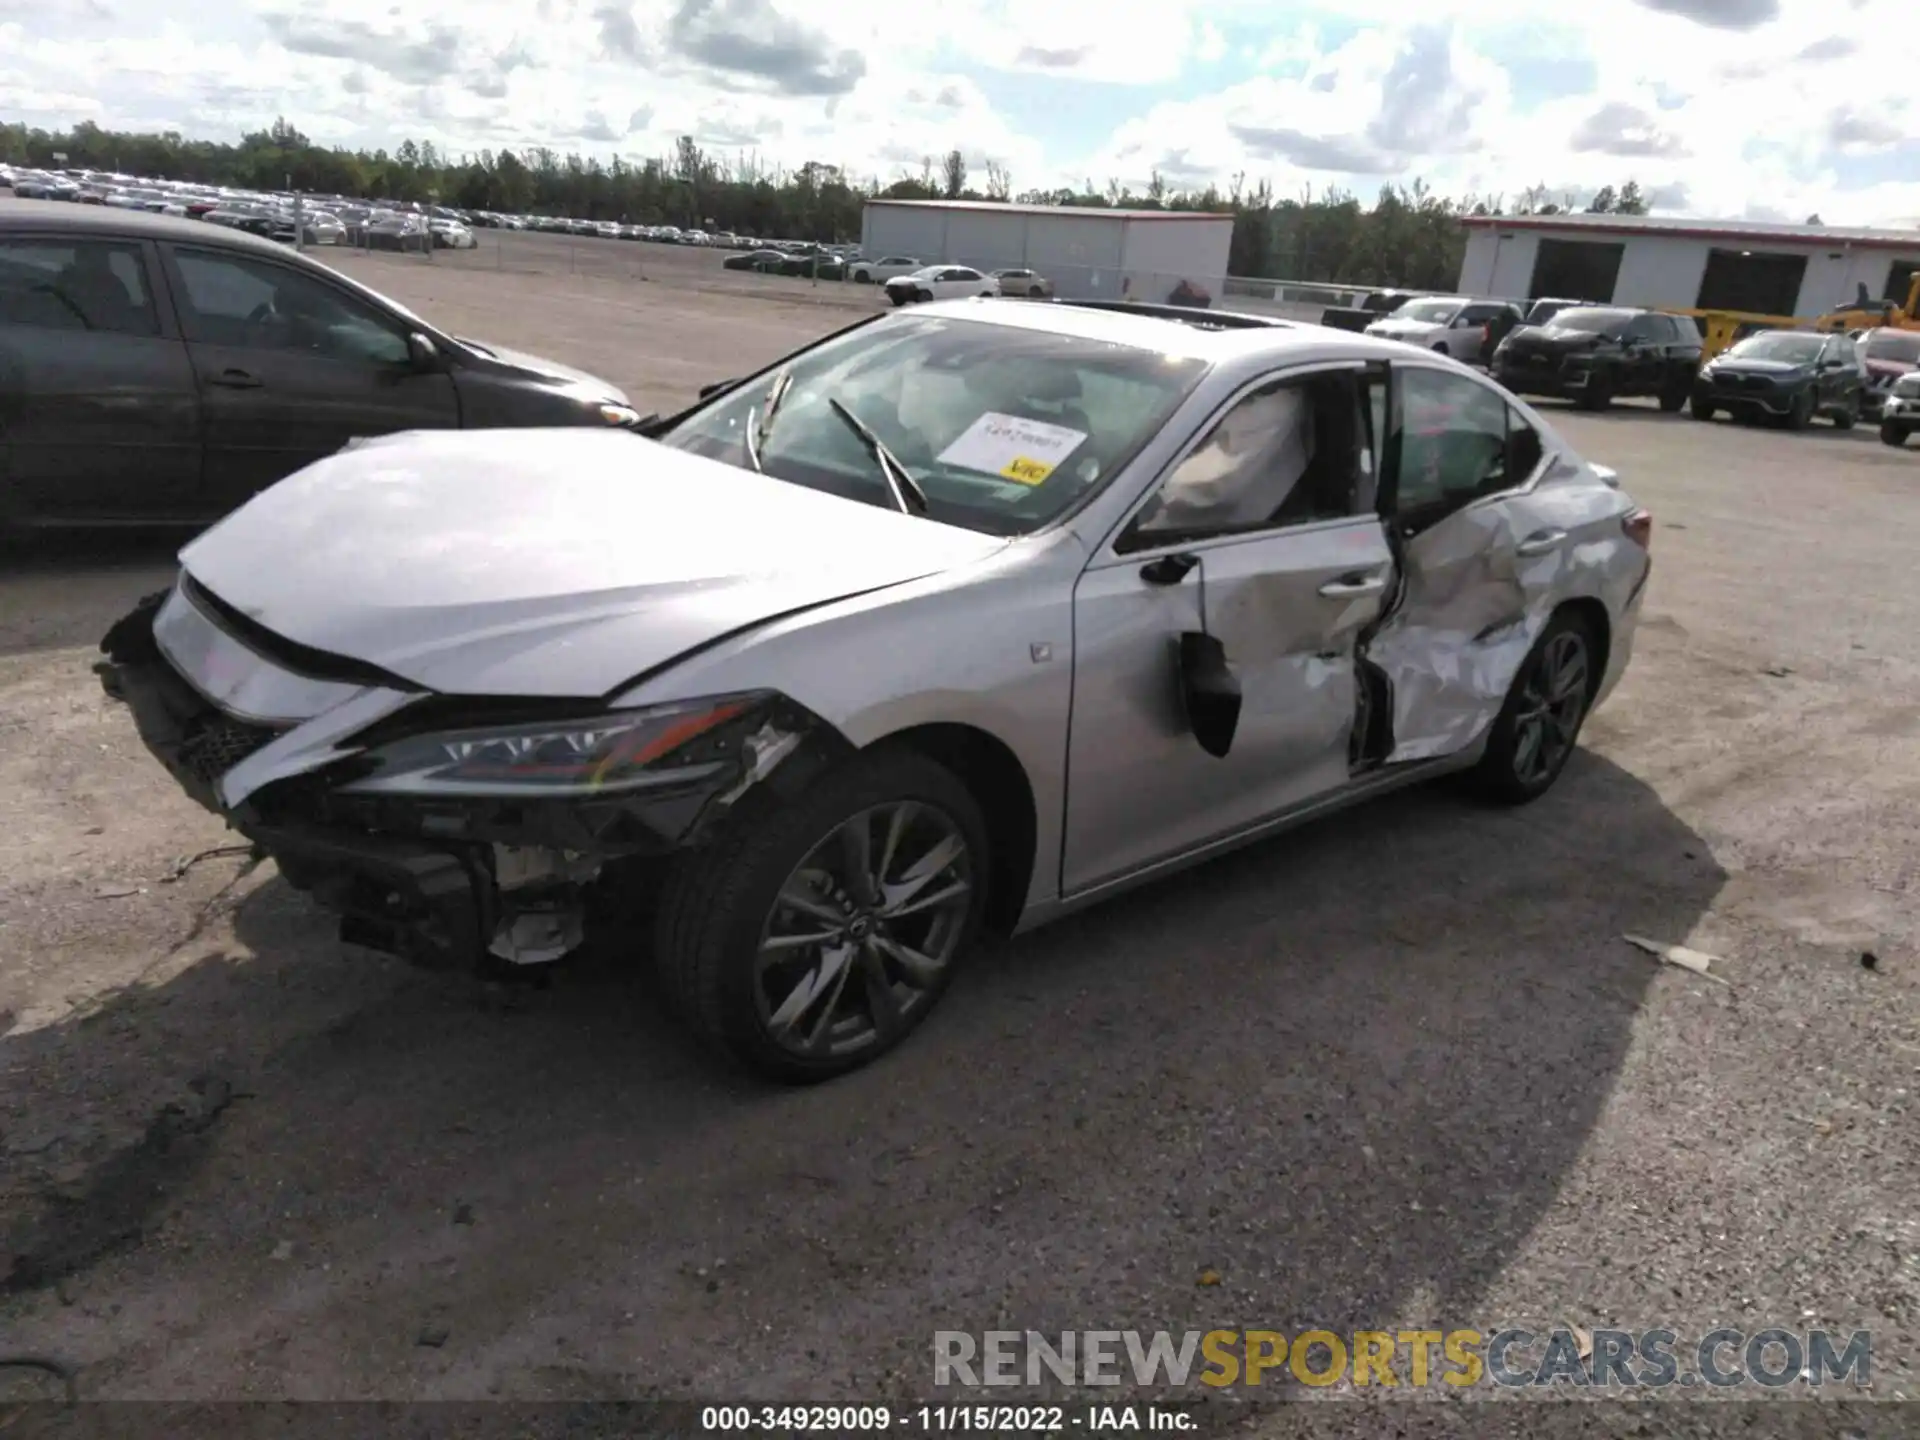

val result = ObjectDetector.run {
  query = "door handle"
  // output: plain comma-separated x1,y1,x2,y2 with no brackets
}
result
1515,527,1568,557
1317,573,1387,598
208,368,262,389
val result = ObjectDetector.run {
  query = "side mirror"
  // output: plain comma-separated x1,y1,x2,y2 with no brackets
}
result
407,332,442,370
1177,632,1242,759
698,379,737,400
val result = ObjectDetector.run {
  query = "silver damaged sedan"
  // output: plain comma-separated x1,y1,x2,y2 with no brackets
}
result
97,298,1653,1081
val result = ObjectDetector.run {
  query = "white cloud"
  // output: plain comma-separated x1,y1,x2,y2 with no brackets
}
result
2,0,1919,224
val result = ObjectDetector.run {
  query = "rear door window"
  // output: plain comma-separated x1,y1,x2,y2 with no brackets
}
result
1389,368,1530,529
0,238,160,336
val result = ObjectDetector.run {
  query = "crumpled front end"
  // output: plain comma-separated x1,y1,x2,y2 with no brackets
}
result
97,579,839,973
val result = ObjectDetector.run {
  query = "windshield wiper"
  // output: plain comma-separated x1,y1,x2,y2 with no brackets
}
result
826,398,928,516
743,368,793,473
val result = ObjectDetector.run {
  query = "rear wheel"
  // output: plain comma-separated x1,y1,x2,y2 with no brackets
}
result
1465,613,1597,806
1028,284,1045,298
653,747,989,1083
1882,422,1910,447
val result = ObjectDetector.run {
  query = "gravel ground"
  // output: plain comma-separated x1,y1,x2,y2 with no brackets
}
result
0,243,1914,1427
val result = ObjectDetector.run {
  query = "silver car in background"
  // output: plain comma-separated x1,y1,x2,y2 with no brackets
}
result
98,299,1652,1082
1367,295,1524,362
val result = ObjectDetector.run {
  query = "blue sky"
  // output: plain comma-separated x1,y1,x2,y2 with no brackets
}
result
3,0,1919,225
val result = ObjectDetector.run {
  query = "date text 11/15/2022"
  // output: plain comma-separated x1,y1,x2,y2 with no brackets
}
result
699,1406,1194,1431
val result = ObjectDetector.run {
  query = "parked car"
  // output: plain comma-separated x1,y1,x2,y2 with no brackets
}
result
884,265,997,305
1492,306,1702,411
778,248,845,279
723,249,787,272
0,201,645,528
1877,370,1920,446
429,219,477,249
1857,326,1920,418
848,255,925,284
1520,297,1588,327
988,268,1053,298
1364,297,1524,362
365,212,431,252
1689,329,1863,429
96,298,1650,1081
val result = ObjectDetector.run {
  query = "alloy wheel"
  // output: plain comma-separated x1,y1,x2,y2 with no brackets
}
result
1509,629,1590,787
754,801,974,1058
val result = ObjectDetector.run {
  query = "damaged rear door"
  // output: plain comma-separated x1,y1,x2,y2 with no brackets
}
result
1062,361,1394,893
1362,362,1581,761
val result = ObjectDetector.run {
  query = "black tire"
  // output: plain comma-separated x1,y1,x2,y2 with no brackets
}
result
1432,342,1449,354
1882,423,1910,447
1028,284,1045,298
1831,398,1859,431
1689,398,1715,421
1784,389,1814,430
889,290,912,307
1657,378,1689,412
1464,611,1598,806
915,289,933,303
853,272,872,284
1575,376,1613,411
653,745,991,1083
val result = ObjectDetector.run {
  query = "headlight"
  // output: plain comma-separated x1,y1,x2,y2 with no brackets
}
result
339,693,774,797
597,402,642,427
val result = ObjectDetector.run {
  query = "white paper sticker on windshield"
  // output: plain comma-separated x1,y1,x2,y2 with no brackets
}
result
937,411,1088,486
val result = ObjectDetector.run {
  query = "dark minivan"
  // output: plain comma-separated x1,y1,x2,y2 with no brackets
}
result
0,201,642,527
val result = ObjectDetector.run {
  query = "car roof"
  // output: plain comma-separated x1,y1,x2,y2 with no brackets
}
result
912,296,1443,366
0,198,297,261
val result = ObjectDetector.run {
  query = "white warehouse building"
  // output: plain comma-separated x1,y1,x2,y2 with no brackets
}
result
1458,212,1920,319
859,199,1235,305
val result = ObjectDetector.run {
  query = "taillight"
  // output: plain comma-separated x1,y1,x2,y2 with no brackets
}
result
1622,508,1652,550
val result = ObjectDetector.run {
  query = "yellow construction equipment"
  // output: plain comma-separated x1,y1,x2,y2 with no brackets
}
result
1813,275,1920,334
1669,308,1807,362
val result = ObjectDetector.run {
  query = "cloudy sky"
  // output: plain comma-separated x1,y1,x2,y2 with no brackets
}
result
5,0,1918,223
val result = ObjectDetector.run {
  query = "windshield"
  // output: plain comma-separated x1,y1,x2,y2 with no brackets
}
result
1865,330,1920,363
655,314,1207,536
1726,332,1824,364
1389,298,1463,324
1546,308,1633,335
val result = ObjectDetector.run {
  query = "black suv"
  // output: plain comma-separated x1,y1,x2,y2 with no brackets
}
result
1690,329,1864,430
1493,305,1702,411
1,201,642,528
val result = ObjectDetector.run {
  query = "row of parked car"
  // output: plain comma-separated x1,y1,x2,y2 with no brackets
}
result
1347,289,1920,444
2,165,482,252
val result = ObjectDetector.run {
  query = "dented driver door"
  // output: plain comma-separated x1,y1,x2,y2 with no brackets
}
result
1364,363,1580,762
1061,364,1394,895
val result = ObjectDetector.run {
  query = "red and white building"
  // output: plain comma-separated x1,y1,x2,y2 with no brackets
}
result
1458,212,1920,318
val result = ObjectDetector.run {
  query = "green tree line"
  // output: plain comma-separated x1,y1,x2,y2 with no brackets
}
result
2,117,1651,292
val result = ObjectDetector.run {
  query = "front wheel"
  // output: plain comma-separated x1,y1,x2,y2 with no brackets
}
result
1658,377,1689,412
1689,398,1715,421
853,271,872,284
1575,377,1613,411
1784,389,1815,430
1882,423,1910,447
1831,397,1859,431
1464,613,1597,806
653,746,990,1082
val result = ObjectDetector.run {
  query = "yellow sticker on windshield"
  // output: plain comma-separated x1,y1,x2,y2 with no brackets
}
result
1002,456,1053,484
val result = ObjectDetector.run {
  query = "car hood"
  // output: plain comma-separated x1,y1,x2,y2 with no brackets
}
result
177,428,1008,698
1505,326,1607,352
455,338,626,402
1366,319,1444,338
1708,358,1811,376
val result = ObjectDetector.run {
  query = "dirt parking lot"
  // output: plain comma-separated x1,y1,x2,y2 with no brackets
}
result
1,253,1916,1419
